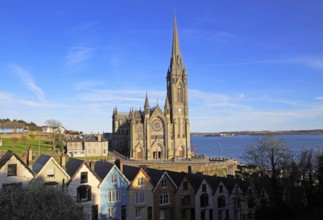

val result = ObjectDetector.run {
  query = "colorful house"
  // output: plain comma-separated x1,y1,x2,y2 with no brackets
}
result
123,165,154,220
0,150,34,189
66,158,101,220
94,161,129,220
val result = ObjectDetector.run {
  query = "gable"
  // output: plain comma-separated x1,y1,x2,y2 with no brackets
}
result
34,158,70,182
153,172,177,192
99,166,129,188
0,154,34,179
129,169,153,190
72,164,101,187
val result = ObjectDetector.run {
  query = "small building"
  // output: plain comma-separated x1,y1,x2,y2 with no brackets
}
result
66,134,108,157
0,122,25,133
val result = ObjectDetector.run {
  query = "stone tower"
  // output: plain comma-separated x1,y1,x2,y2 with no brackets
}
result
166,17,191,159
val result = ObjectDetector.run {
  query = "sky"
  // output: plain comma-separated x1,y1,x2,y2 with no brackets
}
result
1,0,323,133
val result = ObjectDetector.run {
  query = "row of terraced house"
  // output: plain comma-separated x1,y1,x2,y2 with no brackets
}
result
0,150,259,220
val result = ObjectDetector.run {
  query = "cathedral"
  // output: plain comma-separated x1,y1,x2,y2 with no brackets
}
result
111,18,191,160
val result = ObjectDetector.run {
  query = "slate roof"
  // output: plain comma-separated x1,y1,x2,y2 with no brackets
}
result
166,170,186,187
144,167,165,186
66,157,84,177
94,161,114,180
66,134,107,143
66,158,101,184
122,165,141,182
186,173,205,193
204,175,222,194
32,154,51,173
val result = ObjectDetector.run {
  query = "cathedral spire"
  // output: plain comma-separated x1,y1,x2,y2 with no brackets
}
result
144,92,150,109
171,15,181,61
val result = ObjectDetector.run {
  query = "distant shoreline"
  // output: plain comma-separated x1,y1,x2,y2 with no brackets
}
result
191,129,323,137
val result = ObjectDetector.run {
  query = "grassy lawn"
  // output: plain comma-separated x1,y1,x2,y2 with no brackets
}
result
0,137,54,154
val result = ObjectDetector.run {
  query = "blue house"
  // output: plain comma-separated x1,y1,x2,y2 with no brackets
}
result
94,160,130,220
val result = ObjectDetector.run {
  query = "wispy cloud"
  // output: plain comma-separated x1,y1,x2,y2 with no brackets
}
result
74,81,105,90
10,64,45,101
66,46,95,65
189,89,252,111
316,96,323,101
216,56,323,71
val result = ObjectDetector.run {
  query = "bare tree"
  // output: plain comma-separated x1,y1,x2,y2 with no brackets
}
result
45,119,62,151
0,184,85,220
11,137,18,150
243,135,292,208
21,135,28,145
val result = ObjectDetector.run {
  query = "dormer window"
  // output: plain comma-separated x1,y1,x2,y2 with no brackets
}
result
7,164,17,176
138,177,144,186
202,183,207,192
81,172,88,183
47,168,55,178
161,179,167,188
219,185,223,193
111,174,117,184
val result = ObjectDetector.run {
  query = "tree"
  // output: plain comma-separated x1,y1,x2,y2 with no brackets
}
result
21,135,28,145
0,184,85,220
12,137,18,149
45,119,62,152
243,135,292,208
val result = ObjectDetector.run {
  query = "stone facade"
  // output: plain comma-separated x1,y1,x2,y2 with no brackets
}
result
112,18,191,160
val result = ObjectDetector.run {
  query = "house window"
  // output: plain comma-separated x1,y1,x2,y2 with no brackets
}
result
159,209,166,220
160,193,170,205
103,149,106,154
161,179,167,188
47,168,55,178
181,195,190,206
138,177,144,186
7,164,17,176
219,185,223,193
108,208,114,218
200,193,209,207
202,183,207,192
135,192,145,204
111,174,117,183
135,208,141,218
108,190,120,202
77,185,91,202
183,181,188,190
80,172,88,183
218,196,225,208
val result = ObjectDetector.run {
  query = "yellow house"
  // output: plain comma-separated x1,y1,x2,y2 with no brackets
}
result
0,150,34,189
32,154,70,186
124,166,154,220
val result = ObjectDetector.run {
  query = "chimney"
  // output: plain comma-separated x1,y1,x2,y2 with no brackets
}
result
115,159,123,173
26,146,32,166
97,134,102,142
188,165,192,174
60,153,66,167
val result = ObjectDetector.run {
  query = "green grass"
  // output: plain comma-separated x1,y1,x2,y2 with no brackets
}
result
0,137,54,154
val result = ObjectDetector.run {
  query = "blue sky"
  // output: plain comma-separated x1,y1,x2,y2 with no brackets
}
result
1,0,323,133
